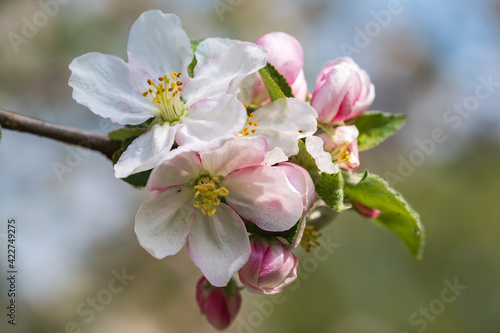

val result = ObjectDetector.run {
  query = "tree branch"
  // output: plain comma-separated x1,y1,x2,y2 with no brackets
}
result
0,108,121,159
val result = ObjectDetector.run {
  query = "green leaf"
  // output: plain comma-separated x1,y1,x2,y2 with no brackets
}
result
343,173,424,259
258,63,290,102
188,39,203,78
108,127,147,141
351,111,407,151
293,141,345,212
244,219,299,244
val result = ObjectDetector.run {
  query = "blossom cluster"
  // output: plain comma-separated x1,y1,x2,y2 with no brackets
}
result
69,10,422,330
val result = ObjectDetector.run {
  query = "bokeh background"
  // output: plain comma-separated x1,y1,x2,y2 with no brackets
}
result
1,0,499,332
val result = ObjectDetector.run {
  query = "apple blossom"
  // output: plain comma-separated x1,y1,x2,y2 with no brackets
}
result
238,237,298,295
69,10,267,178
311,57,375,125
135,136,303,287
306,125,360,172
196,276,241,331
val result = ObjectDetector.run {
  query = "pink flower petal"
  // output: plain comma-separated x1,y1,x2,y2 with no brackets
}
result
200,136,268,177
224,165,303,232
147,149,202,191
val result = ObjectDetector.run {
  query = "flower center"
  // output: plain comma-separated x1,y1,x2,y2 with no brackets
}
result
331,140,351,165
237,110,258,137
193,176,229,216
142,72,186,124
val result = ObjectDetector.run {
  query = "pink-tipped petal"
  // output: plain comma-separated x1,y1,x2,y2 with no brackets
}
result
277,162,315,212
147,149,202,191
256,32,304,86
311,63,352,124
311,58,375,124
200,136,268,177
224,165,303,232
238,237,298,295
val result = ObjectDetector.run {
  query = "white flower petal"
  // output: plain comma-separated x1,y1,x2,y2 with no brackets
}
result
182,38,267,104
69,52,155,125
147,149,202,191
135,187,195,259
262,147,288,166
305,136,338,174
250,98,318,156
224,165,303,232
114,124,178,178
175,94,246,150
127,10,192,80
187,204,251,287
200,137,268,177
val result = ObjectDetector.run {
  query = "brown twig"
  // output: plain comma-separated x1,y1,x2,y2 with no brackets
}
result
0,108,121,159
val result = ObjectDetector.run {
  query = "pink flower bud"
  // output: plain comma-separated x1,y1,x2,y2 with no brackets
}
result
238,237,298,295
240,32,307,106
311,57,375,124
352,201,382,219
196,276,242,331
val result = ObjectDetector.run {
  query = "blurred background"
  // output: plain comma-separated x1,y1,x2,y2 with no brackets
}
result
1,0,499,332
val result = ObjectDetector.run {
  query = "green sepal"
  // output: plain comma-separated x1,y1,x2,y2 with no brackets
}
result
293,141,345,212
108,127,148,141
350,111,407,151
188,39,204,78
244,219,299,244
343,172,425,259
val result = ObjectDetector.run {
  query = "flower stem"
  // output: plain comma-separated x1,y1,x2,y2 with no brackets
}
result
0,108,121,159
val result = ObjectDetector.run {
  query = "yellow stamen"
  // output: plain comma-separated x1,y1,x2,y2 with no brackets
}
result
142,72,186,124
330,140,352,165
237,113,258,137
192,177,229,216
